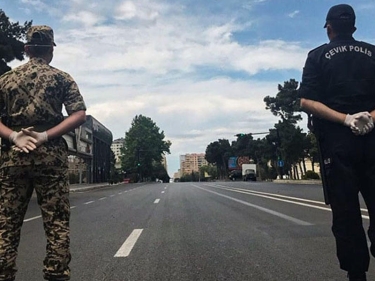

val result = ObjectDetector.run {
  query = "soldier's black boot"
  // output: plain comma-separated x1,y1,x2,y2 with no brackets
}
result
347,272,367,281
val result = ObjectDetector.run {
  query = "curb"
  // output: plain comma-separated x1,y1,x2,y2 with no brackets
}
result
70,183,120,193
273,179,322,185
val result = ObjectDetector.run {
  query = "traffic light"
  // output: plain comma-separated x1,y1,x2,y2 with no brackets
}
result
236,133,245,137
137,163,141,166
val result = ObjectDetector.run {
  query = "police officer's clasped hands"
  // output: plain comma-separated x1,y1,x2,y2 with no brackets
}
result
344,111,374,136
9,130,37,153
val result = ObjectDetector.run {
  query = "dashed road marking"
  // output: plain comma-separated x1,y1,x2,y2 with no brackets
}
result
84,201,95,205
154,199,160,204
114,229,143,257
24,215,42,222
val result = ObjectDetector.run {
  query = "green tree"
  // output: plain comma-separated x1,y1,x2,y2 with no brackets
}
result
121,115,171,181
199,164,218,181
305,132,319,172
0,10,32,75
276,121,307,179
264,79,301,124
205,139,232,179
232,133,253,157
151,162,170,183
263,79,314,179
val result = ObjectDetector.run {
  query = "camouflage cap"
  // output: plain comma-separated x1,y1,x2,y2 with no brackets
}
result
26,25,56,46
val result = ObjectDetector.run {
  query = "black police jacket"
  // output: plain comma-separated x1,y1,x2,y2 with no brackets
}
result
299,35,375,115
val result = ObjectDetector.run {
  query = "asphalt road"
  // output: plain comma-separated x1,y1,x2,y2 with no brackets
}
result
14,181,375,281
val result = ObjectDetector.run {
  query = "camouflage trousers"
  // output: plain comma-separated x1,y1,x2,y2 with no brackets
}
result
0,165,71,281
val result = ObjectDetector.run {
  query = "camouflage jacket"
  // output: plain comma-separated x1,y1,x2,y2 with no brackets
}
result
0,57,86,167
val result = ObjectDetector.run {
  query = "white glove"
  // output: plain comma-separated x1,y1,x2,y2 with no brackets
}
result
21,127,48,146
9,131,37,153
344,112,374,135
355,115,374,135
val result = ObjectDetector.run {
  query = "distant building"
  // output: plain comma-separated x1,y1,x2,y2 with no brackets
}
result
173,170,181,180
111,138,124,170
180,153,208,175
63,115,112,184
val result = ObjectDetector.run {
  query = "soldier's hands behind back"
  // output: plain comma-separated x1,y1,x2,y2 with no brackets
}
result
346,112,374,136
21,127,48,147
9,131,37,153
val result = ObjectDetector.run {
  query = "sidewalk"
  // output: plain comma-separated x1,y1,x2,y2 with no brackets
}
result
69,182,118,192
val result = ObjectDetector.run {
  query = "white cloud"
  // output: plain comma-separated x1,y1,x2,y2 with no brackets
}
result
115,1,159,21
288,10,300,18
62,11,106,26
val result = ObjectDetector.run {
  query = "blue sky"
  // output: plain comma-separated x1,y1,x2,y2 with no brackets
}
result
3,0,375,177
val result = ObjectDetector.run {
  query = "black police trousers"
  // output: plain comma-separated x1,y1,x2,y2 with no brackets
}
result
320,124,375,273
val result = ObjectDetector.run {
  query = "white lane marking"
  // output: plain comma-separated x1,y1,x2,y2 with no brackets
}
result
118,192,123,195
110,195,115,197
161,191,165,194
24,215,42,222
192,184,312,226
84,201,95,205
154,199,160,204
25,206,77,222
99,197,107,200
211,184,331,212
114,229,144,257
209,184,370,220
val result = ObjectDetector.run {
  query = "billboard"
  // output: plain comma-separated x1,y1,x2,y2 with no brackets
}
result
228,156,250,170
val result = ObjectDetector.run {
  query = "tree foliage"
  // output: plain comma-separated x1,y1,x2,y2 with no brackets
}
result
262,79,316,179
205,139,232,179
121,115,171,181
0,9,32,75
231,133,253,157
264,79,301,124
305,132,319,172
199,164,218,181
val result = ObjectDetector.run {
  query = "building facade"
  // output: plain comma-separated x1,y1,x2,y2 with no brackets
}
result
63,115,112,184
180,153,208,175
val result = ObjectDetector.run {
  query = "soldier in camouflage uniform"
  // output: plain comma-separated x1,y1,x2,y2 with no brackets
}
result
0,25,86,281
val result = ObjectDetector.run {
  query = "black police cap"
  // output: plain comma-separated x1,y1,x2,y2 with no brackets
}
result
324,4,355,28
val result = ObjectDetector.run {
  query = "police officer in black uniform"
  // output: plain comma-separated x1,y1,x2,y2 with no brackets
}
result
299,4,375,281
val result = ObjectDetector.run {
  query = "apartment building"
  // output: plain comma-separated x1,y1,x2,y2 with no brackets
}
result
111,138,124,169
180,153,208,175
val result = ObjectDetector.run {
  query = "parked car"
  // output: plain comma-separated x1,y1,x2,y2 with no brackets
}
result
228,170,242,181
